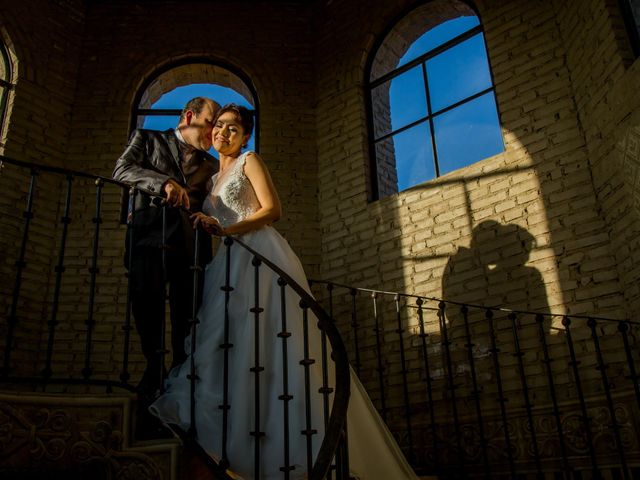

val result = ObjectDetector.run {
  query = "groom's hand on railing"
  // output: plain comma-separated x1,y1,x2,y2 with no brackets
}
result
163,178,191,210
191,212,225,236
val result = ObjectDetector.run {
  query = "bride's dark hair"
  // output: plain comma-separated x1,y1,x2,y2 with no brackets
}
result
215,103,254,137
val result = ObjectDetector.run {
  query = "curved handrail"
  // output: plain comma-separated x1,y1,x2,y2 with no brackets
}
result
0,155,351,479
309,278,630,324
0,154,127,186
0,153,141,392
0,154,167,209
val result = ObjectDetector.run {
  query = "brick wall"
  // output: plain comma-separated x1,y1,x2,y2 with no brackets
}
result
314,0,638,443
0,0,320,383
0,0,639,468
0,0,85,375
553,0,640,315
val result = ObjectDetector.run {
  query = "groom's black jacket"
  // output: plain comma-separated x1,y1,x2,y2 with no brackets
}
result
113,128,218,263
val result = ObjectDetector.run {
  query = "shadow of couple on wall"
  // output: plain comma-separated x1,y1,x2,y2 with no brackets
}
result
440,220,551,361
442,220,549,315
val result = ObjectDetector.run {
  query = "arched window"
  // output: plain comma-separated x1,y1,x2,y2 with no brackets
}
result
132,60,258,154
120,61,258,222
0,37,16,151
367,0,504,199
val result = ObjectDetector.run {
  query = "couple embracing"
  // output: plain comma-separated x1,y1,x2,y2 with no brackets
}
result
113,98,422,479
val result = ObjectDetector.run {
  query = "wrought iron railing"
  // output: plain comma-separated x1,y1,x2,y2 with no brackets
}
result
0,155,350,480
0,156,134,391
310,280,640,479
5,152,639,479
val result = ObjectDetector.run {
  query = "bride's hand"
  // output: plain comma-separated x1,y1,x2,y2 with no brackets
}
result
191,212,226,236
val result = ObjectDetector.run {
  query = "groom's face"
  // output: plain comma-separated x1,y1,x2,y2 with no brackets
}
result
184,101,218,151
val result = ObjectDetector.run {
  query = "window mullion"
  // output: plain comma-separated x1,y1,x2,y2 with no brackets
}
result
369,25,483,89
372,80,494,145
431,86,495,119
422,62,439,178
374,116,429,144
136,108,182,116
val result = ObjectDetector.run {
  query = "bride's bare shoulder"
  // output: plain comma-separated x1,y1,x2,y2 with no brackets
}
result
244,151,266,167
244,150,261,160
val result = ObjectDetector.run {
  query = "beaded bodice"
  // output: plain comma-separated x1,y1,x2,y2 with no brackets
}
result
202,151,260,227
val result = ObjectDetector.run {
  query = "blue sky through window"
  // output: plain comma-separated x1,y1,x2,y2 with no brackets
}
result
392,122,435,191
426,34,492,112
388,65,427,132
398,16,479,68
433,92,503,176
141,83,255,155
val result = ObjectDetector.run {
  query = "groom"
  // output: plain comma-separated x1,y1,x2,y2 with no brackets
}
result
113,96,220,438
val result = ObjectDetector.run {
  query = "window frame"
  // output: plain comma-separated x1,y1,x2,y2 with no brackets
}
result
365,1,503,200
130,57,260,148
120,58,259,223
0,40,15,148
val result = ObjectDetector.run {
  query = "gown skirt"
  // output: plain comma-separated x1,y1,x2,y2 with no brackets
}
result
150,226,419,479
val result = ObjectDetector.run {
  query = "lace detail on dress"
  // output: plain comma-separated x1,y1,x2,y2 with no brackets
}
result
202,151,260,227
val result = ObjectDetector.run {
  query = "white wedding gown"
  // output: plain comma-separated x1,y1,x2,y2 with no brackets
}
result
150,152,420,480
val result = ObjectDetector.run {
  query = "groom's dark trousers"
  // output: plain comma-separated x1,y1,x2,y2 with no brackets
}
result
113,129,217,431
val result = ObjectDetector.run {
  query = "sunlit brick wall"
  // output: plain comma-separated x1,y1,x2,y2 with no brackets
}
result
314,0,639,445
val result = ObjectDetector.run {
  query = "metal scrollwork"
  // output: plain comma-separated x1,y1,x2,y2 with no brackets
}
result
0,399,165,479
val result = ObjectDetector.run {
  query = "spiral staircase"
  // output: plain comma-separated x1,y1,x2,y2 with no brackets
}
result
2,154,640,479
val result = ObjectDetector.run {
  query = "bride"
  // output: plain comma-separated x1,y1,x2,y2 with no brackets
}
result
150,104,422,480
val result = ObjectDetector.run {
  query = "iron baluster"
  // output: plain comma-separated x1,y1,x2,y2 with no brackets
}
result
321,284,335,479
342,425,350,480
299,299,318,476
588,317,629,479
536,313,570,476
3,168,38,376
461,305,490,479
335,424,350,480
417,298,439,472
158,202,168,394
326,286,348,480
334,433,344,480
562,316,598,475
487,309,515,478
277,277,294,478
43,174,74,380
371,292,387,420
350,288,361,376
187,228,202,437
323,282,334,425
250,256,265,478
509,312,541,477
120,187,137,384
618,321,640,414
231,238,350,480
83,178,104,381
438,301,464,475
219,236,234,469
395,294,414,463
